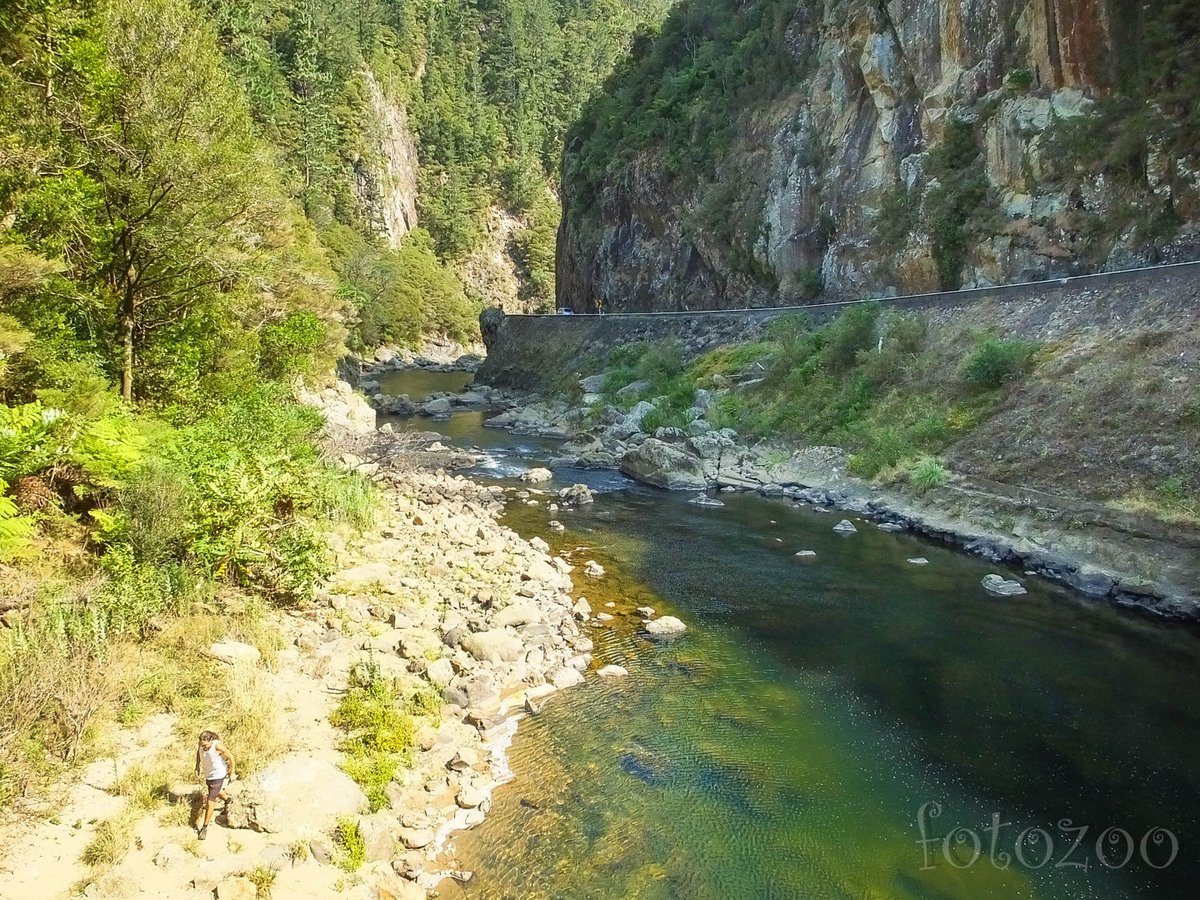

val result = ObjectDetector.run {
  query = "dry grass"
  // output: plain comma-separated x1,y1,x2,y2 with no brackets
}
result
80,809,138,867
1108,492,1200,529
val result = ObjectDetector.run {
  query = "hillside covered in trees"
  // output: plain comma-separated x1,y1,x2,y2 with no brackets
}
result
0,0,668,805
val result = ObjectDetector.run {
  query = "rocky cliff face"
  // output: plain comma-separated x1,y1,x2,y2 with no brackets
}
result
559,0,1200,311
355,71,420,248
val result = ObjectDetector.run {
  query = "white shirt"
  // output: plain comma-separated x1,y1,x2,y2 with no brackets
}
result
199,742,228,780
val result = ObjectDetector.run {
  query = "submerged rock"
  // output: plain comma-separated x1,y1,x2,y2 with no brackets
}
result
832,519,858,535
982,573,1027,596
644,616,687,637
520,467,553,483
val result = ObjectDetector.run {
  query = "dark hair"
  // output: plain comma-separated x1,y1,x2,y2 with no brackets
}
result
199,730,219,742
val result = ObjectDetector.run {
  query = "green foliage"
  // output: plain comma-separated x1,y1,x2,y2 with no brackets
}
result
512,194,560,309
1004,69,1034,91
0,403,61,483
0,478,35,560
923,119,996,290
333,816,366,871
332,226,479,348
909,458,949,493
259,313,327,381
701,312,1039,478
962,336,1037,389
0,0,346,402
330,660,418,811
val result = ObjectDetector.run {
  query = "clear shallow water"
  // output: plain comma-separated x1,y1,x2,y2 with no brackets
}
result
382,373,1200,899
377,368,473,399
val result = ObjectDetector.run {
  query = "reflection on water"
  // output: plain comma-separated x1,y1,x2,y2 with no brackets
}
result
377,368,473,398
380,371,1200,900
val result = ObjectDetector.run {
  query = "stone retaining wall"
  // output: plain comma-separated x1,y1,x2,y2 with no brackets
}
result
476,262,1200,389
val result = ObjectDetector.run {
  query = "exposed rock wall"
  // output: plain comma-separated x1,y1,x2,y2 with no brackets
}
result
559,0,1200,312
356,71,420,248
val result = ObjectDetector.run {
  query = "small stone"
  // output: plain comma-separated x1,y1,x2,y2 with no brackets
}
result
595,612,614,622
447,748,482,772
794,550,817,560
876,522,905,532
907,557,929,565
549,520,565,531
520,467,553,483
572,598,591,620
597,665,629,678
832,519,858,535
636,606,655,618
584,560,605,578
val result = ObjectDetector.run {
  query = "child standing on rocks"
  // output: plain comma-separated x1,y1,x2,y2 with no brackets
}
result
194,730,235,839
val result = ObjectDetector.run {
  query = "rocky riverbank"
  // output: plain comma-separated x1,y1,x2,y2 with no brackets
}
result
364,370,1200,621
0,380,666,900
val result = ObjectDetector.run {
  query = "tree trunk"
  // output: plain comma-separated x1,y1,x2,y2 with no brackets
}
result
120,290,135,402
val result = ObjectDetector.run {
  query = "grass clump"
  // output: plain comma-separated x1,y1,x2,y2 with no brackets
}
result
243,864,279,898
329,661,417,811
909,458,949,493
1109,477,1200,528
333,817,366,871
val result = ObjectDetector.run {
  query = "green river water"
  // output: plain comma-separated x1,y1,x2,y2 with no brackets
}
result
380,372,1200,900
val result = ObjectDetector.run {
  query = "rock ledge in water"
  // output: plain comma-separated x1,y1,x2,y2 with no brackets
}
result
982,573,1027,596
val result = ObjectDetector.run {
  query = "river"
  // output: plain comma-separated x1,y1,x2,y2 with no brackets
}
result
380,371,1200,899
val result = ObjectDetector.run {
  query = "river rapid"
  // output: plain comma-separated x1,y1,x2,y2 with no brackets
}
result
381,371,1200,900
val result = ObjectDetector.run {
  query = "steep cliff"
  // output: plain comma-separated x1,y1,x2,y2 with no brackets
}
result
560,0,1200,311
355,71,421,249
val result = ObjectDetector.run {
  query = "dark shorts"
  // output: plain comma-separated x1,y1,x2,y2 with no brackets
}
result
206,778,225,802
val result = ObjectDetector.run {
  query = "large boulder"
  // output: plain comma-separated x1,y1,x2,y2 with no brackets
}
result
224,755,366,834
493,602,544,628
442,675,501,709
619,440,708,490
462,630,525,663
644,616,687,637
622,400,655,430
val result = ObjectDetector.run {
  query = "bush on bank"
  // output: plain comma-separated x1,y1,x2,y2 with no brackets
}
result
594,306,1036,480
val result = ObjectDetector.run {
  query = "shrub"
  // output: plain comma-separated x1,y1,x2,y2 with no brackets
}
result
259,312,327,380
244,865,279,899
962,337,1036,389
333,817,366,871
822,304,881,373
910,458,949,493
0,479,34,560
330,661,416,810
